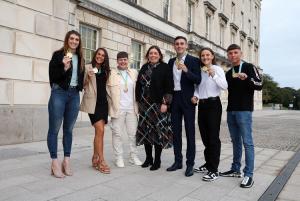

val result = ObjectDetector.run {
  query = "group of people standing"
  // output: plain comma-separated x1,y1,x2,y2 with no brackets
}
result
47,30,262,189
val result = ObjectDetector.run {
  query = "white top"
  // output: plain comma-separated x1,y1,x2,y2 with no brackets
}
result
173,54,187,91
194,65,228,99
119,70,134,112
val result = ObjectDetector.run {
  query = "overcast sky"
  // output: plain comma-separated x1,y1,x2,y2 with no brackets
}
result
260,0,300,89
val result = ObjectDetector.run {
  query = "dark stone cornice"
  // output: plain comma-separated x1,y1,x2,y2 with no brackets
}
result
218,13,229,24
239,30,247,39
230,23,239,31
204,1,217,13
78,0,175,43
247,37,254,44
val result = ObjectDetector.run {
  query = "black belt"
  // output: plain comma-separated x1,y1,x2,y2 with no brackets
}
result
198,96,219,103
69,85,77,89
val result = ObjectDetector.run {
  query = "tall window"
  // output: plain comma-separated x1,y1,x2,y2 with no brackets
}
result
231,31,236,44
220,0,225,11
254,26,257,40
79,24,98,63
249,19,252,36
131,40,143,69
205,14,212,39
220,24,225,46
240,38,244,52
163,0,170,20
248,44,252,62
231,2,236,21
187,1,194,31
241,12,244,30
255,5,258,20
254,48,258,65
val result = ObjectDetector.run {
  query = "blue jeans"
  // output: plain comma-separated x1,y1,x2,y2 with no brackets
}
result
227,111,254,177
47,84,80,159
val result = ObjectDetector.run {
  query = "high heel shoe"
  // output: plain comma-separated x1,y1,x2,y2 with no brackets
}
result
62,161,73,176
51,166,65,178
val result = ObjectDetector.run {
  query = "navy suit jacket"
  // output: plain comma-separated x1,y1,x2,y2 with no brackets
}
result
168,54,201,107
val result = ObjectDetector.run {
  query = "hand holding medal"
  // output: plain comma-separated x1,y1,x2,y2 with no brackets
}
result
238,72,247,80
63,49,72,71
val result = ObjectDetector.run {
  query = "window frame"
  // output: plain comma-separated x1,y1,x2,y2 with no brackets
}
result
130,40,144,70
79,24,99,64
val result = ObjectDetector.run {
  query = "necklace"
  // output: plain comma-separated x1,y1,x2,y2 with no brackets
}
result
118,70,128,92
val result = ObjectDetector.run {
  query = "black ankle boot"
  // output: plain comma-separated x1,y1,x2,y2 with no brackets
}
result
142,144,153,168
150,145,162,171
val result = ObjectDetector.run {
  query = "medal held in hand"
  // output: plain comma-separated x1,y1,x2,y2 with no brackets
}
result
92,68,98,74
232,62,243,78
201,66,209,73
66,49,73,59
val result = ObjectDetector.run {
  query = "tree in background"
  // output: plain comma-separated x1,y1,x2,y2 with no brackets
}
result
262,74,300,109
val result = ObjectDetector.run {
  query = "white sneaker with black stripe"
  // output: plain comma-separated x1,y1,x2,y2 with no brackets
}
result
194,164,207,173
240,176,254,188
202,172,219,182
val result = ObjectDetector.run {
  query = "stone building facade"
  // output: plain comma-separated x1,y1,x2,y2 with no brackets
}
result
0,0,262,145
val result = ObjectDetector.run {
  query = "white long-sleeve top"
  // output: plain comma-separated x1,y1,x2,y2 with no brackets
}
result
194,65,228,99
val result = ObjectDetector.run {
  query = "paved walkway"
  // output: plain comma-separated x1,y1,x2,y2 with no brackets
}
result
0,123,297,201
276,157,300,201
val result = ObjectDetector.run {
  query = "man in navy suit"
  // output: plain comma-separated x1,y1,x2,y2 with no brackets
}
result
166,36,201,177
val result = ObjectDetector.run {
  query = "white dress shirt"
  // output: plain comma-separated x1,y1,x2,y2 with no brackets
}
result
194,65,228,99
173,54,187,91
119,70,134,112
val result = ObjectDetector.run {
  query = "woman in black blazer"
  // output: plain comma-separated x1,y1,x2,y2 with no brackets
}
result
136,45,174,170
47,30,84,178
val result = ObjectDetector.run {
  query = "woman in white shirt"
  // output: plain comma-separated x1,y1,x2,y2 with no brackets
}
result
191,47,227,182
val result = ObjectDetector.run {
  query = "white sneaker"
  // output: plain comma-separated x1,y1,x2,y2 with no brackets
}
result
129,155,142,166
115,158,125,168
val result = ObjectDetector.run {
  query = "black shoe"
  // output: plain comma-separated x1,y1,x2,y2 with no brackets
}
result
194,164,207,173
141,158,153,168
166,162,182,171
150,161,161,171
185,166,194,177
219,170,242,178
240,176,254,188
202,172,219,182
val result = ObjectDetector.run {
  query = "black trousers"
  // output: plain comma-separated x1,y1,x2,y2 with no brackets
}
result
197,97,222,173
171,91,196,167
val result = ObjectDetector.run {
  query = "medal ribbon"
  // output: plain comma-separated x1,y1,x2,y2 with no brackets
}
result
232,62,244,76
118,70,128,90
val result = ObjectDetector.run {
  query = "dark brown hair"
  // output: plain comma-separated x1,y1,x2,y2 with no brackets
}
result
91,48,110,82
227,44,241,52
145,45,164,63
199,47,217,66
117,51,128,59
174,36,187,43
61,30,84,71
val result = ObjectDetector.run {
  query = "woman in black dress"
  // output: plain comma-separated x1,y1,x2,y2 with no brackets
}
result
80,48,110,173
136,45,174,171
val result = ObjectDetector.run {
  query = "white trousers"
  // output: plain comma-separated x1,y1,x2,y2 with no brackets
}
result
111,111,138,159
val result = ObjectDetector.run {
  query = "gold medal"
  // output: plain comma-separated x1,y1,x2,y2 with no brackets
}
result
232,73,239,78
66,49,73,59
202,66,208,73
92,68,98,74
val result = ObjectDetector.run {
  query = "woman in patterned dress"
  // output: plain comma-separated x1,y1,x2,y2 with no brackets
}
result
136,45,174,171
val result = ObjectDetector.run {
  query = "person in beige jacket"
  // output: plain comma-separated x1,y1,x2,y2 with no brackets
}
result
80,48,110,174
106,51,142,168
